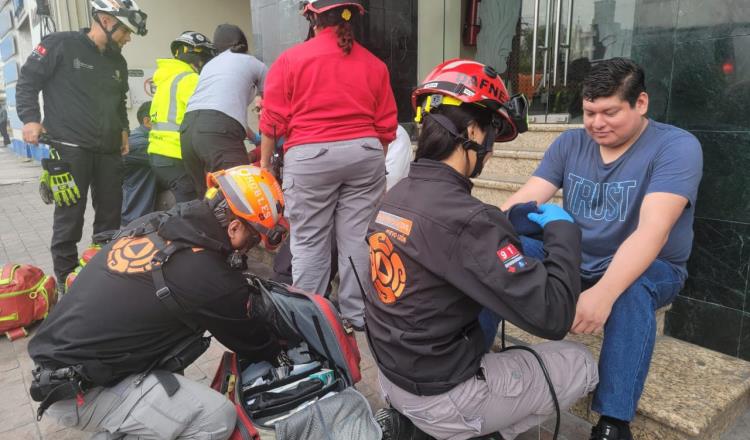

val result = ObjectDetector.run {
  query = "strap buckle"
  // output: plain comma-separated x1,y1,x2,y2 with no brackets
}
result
155,286,171,299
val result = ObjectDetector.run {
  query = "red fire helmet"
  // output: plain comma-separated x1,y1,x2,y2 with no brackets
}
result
412,59,527,142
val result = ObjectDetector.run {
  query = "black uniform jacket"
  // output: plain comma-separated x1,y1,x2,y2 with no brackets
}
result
28,200,279,386
16,30,129,153
365,160,582,395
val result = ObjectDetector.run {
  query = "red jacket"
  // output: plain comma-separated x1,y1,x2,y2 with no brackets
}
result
259,27,398,151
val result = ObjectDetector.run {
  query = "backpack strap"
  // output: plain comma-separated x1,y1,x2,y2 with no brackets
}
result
115,219,200,334
0,264,19,286
149,235,200,334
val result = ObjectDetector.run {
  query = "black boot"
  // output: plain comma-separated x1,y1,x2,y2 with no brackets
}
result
590,418,633,440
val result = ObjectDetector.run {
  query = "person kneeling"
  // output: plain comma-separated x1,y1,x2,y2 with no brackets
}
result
28,165,286,440
364,60,598,440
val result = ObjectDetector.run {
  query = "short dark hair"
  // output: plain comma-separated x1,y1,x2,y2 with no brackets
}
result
582,58,646,107
137,101,151,125
415,104,492,162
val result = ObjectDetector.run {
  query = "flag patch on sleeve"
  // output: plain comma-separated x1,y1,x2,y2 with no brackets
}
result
30,44,47,60
497,243,527,273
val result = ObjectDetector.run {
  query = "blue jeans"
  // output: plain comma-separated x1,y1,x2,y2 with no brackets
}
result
478,308,503,351
520,237,683,421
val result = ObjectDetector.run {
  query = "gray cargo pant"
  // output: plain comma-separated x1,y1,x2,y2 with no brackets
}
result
45,372,236,439
283,137,386,327
379,341,598,440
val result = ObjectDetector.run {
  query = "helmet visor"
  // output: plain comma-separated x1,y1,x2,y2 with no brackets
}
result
114,9,147,36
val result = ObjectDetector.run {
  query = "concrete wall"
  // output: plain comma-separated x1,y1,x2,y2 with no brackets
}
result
417,0,461,81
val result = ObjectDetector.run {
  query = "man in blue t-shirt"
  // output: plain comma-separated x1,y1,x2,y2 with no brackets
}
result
503,58,703,440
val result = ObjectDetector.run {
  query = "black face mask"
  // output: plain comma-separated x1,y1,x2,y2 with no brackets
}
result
425,113,494,179
470,124,497,178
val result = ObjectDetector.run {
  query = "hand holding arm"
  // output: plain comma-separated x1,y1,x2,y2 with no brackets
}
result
501,177,559,211
527,203,573,228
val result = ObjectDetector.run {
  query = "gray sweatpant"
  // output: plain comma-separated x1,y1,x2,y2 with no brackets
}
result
282,138,386,326
44,372,236,439
378,341,598,440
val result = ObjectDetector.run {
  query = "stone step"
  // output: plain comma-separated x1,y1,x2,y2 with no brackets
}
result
482,124,578,178
500,324,750,440
471,172,563,208
484,147,546,178
501,123,574,152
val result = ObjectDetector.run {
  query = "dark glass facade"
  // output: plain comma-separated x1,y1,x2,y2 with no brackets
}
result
250,0,750,360
643,0,750,360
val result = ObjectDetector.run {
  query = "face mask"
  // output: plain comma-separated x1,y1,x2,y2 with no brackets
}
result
425,113,493,179
469,124,497,179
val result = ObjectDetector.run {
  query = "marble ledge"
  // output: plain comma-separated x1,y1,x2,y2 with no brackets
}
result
504,325,750,439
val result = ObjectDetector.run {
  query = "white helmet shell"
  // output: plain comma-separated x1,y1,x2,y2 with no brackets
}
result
90,0,148,36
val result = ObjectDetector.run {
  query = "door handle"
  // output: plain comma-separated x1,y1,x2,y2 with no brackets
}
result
531,0,540,87
563,0,575,86
541,0,553,88
552,0,563,87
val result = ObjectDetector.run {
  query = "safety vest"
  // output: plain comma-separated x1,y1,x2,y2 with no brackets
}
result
148,59,199,159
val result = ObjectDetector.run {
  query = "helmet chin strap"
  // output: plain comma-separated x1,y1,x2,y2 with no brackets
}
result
93,13,122,54
425,113,495,178
470,127,496,178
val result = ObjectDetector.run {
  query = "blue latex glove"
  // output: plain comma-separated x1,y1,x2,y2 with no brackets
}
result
527,203,573,228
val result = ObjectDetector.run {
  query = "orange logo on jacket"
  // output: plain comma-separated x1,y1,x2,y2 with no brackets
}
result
369,233,406,304
107,237,158,274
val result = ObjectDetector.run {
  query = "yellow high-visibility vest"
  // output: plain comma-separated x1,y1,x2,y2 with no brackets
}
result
148,58,198,159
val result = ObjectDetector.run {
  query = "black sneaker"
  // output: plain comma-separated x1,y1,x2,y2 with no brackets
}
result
590,419,633,440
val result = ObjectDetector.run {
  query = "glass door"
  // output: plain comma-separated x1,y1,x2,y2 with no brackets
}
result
524,0,637,123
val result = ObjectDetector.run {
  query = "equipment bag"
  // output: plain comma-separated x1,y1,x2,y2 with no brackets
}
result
211,276,380,440
0,264,57,340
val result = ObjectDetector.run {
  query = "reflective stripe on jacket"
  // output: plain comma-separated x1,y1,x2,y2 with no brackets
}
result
148,59,198,159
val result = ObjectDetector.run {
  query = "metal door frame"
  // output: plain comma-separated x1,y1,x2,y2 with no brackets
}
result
529,0,575,123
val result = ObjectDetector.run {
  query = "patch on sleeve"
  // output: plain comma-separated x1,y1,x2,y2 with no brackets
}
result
497,243,528,273
31,44,47,59
375,211,413,243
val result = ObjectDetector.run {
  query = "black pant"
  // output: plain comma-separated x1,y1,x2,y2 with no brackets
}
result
51,147,123,283
150,154,197,203
181,110,250,197
0,121,10,145
121,165,156,226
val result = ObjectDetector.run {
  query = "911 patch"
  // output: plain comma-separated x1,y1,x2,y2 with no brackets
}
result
31,44,47,59
497,243,527,273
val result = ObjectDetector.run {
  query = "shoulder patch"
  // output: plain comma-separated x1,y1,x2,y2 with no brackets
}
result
497,243,528,273
375,211,412,244
30,44,47,60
